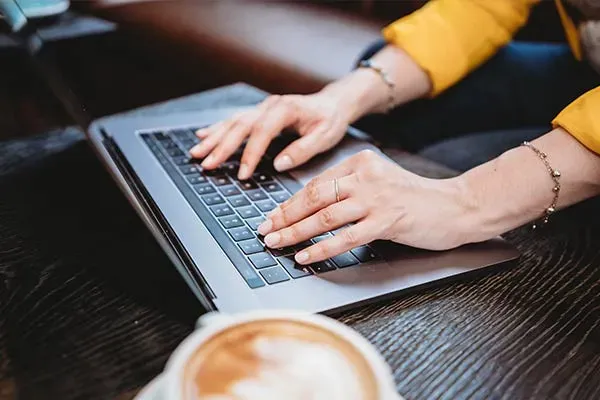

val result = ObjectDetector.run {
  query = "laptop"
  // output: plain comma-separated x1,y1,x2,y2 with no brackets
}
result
6,0,519,314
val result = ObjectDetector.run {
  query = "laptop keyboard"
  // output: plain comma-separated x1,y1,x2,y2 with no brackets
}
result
141,127,380,289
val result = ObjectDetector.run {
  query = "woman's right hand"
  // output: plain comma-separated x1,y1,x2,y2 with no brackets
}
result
189,92,353,180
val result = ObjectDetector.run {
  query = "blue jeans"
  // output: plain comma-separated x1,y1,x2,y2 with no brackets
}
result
355,41,600,171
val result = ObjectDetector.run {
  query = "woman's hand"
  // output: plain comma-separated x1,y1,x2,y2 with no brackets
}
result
189,92,352,180
257,150,477,265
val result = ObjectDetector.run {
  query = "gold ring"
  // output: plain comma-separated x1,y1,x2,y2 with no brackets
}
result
334,178,340,203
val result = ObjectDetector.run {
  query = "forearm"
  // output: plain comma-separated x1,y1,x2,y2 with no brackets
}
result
459,128,600,242
321,45,432,123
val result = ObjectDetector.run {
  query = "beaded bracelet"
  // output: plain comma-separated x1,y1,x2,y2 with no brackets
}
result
521,141,561,229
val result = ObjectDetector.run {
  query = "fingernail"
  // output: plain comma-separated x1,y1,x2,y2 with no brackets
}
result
274,155,293,172
295,251,309,264
189,144,202,156
196,129,208,137
238,163,250,180
201,154,214,167
264,232,280,247
257,219,273,235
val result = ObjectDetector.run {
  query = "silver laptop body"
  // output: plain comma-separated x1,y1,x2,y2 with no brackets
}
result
87,108,519,314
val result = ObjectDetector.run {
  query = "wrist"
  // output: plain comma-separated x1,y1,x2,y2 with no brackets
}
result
320,68,391,123
441,175,491,245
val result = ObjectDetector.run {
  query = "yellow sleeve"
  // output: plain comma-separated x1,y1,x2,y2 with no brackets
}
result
382,0,540,96
552,87,600,154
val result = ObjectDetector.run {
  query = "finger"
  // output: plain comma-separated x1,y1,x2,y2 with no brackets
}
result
268,149,370,214
294,220,378,264
270,159,357,220
202,113,258,169
238,100,298,180
189,126,226,159
272,128,331,172
195,127,211,138
263,199,366,249
258,173,358,235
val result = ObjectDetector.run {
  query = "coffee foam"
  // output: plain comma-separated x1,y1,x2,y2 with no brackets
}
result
183,319,379,400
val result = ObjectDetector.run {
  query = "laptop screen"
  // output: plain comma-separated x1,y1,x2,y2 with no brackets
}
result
0,0,70,31
0,0,28,32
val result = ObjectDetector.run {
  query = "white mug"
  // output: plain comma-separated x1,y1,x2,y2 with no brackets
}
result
135,310,403,400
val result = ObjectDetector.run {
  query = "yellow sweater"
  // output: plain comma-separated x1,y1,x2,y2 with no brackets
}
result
382,0,600,154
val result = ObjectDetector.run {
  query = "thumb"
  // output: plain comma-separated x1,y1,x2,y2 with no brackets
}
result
273,125,341,172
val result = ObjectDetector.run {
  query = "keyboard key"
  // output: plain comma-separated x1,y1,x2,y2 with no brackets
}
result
331,252,359,268
293,241,313,251
170,128,192,140
222,162,239,176
269,246,296,257
351,246,380,263
160,139,178,149
179,165,200,175
278,255,312,278
229,226,254,242
261,182,283,193
219,185,241,197
202,194,225,206
181,139,197,150
233,261,265,289
247,189,269,201
310,260,337,274
253,172,273,183
271,192,290,203
204,167,226,176
210,204,234,217
153,132,169,141
220,215,244,229
167,148,184,157
256,200,276,212
239,239,264,255
186,174,207,185
260,266,290,284
194,183,216,195
210,176,231,186
172,156,190,165
249,252,278,269
228,195,250,208
238,206,260,219
239,180,259,191
312,233,332,243
246,216,265,231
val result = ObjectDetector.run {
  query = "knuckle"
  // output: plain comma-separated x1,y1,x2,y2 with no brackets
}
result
277,208,291,227
264,95,282,107
341,228,359,247
313,242,329,259
305,182,321,208
318,208,335,228
362,159,384,179
232,116,252,132
357,149,376,162
286,225,301,242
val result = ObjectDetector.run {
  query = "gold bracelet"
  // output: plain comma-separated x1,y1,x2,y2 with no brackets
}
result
521,141,561,229
358,59,396,113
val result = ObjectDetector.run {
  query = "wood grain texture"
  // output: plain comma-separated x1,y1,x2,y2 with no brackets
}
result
0,85,599,400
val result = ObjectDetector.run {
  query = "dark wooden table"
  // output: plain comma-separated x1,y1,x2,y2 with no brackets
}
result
1,84,599,400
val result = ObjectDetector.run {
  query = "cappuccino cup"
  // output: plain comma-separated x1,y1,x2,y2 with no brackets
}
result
136,311,402,400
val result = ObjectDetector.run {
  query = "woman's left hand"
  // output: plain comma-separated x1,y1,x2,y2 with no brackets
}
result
257,150,478,265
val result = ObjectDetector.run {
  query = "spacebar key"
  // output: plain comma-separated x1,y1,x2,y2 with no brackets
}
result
233,260,265,288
